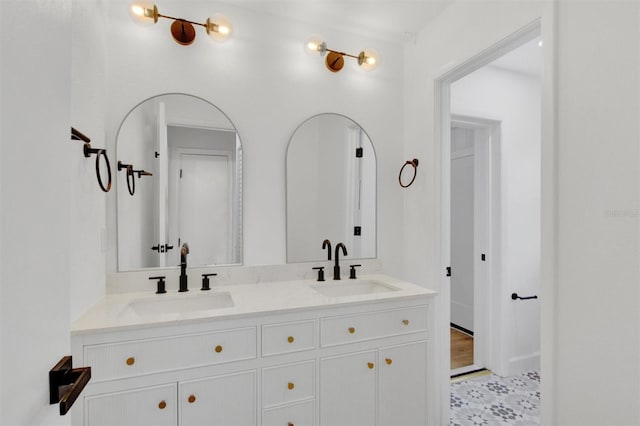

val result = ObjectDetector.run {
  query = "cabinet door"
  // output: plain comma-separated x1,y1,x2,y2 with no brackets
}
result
378,341,427,426
179,370,256,426
85,383,177,426
320,350,376,426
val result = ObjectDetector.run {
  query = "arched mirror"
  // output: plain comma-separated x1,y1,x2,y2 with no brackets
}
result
117,94,242,271
286,113,376,263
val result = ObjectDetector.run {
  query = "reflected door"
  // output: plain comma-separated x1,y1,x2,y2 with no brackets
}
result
177,152,231,266
156,102,169,267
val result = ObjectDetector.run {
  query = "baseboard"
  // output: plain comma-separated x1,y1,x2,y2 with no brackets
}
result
450,322,474,336
508,352,540,375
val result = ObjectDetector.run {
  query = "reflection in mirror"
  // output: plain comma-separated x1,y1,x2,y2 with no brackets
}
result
286,113,376,263
117,94,242,271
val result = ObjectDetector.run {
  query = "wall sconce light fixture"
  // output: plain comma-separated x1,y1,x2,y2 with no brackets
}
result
304,35,379,72
129,2,231,45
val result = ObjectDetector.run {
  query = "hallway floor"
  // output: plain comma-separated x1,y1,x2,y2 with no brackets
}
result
451,327,474,370
451,371,540,425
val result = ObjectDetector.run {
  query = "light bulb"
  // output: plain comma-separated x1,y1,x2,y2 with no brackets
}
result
206,14,232,42
129,2,158,25
358,48,379,71
304,35,327,56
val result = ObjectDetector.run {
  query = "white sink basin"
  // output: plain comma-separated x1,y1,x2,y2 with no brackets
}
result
311,280,399,297
122,292,234,318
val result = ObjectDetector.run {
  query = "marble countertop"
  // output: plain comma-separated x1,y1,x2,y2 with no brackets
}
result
72,274,437,335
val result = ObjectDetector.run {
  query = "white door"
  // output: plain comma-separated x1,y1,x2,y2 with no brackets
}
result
179,371,256,426
320,350,376,426
450,126,475,333
178,153,231,265
378,341,428,426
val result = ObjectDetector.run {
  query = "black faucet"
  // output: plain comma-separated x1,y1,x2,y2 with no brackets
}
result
179,243,189,292
322,239,332,261
333,243,348,280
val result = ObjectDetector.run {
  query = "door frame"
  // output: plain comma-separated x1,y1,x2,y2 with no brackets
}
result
450,115,502,376
434,18,556,423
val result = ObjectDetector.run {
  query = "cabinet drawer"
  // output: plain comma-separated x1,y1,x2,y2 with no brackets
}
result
320,306,427,347
262,320,316,356
263,400,315,426
86,327,256,381
262,361,315,408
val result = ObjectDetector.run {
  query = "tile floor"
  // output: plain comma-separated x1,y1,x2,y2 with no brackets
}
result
450,371,540,425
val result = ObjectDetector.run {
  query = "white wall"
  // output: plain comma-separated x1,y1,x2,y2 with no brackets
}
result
451,65,541,374
555,2,639,424
99,1,405,278
405,1,640,424
1,1,72,424
70,0,109,322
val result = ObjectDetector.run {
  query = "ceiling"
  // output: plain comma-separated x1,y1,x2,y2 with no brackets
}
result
234,0,454,41
489,37,542,77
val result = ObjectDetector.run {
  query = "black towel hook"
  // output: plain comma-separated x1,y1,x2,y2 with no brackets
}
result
511,292,538,301
399,158,419,188
71,127,112,193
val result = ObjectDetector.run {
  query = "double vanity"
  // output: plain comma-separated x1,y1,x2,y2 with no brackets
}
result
71,270,436,426
85,93,436,425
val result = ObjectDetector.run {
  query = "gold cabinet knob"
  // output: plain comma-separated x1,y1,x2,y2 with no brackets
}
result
287,382,295,390
348,327,355,334
402,319,410,325
126,357,135,366
385,358,393,365
287,336,295,343
214,345,223,353
367,362,374,369
188,394,196,404
158,400,167,410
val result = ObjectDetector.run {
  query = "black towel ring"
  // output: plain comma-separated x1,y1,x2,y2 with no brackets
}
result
399,158,419,188
94,149,112,193
82,143,112,193
118,161,136,196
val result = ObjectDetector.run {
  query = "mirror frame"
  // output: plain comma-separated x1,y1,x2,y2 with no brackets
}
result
285,112,378,263
115,92,244,272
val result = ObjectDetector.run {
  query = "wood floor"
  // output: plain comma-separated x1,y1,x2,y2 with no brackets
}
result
451,327,474,370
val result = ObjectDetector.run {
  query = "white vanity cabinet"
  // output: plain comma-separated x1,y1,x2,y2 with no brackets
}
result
72,293,432,426
318,306,429,426
72,320,259,426
319,342,427,426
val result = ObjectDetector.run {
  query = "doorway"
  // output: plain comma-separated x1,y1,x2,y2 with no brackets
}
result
449,116,500,376
442,23,542,384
